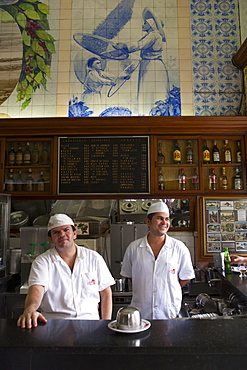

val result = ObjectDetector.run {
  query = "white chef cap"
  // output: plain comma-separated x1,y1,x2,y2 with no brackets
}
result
48,214,74,231
147,202,169,216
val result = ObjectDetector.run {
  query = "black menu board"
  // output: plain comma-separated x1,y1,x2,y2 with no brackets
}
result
58,136,149,194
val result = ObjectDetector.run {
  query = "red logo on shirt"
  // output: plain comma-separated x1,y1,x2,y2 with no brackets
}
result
91,279,96,284
171,269,176,274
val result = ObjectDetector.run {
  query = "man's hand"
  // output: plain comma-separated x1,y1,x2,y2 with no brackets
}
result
17,310,47,329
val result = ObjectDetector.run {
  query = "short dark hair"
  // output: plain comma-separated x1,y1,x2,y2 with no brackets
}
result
87,57,100,68
48,225,76,237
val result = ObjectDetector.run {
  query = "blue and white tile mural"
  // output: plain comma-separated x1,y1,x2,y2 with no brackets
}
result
190,0,244,116
0,0,245,118
69,0,181,117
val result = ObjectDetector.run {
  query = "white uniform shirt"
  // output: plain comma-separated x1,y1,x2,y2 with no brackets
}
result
120,235,195,319
28,245,115,319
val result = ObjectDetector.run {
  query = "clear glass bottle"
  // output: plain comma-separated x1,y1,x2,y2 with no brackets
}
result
192,167,199,190
6,169,15,192
212,140,220,164
8,143,15,166
202,140,210,164
16,170,24,192
220,167,228,190
209,168,217,190
222,139,232,164
23,142,31,165
15,143,23,166
185,140,193,164
234,167,243,190
236,140,241,163
158,142,165,164
179,168,186,190
173,140,181,164
41,142,49,165
37,171,45,192
25,168,34,191
31,142,39,164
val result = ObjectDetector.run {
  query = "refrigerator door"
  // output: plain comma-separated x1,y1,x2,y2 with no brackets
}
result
0,194,11,278
110,223,148,278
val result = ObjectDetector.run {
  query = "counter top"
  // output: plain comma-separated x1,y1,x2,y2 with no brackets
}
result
223,271,247,299
1,317,247,370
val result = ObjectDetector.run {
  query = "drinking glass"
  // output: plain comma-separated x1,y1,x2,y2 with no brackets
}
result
238,263,247,278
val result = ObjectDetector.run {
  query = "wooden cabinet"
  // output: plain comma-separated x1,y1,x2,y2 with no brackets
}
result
153,135,246,194
3,137,54,195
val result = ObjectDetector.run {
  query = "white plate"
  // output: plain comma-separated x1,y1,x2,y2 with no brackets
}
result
108,319,151,334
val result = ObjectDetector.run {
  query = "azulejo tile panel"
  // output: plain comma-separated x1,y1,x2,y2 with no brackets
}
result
69,0,181,117
190,0,245,116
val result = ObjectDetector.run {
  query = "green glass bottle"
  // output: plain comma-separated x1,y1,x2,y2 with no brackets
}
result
224,247,231,274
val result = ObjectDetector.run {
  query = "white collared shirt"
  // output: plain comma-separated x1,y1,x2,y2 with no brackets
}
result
28,245,115,319
120,234,195,319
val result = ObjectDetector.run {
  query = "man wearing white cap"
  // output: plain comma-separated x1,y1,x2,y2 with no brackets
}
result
121,201,194,319
17,214,115,328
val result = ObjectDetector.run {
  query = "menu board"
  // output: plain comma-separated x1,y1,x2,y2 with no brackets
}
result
58,136,149,194
204,198,247,255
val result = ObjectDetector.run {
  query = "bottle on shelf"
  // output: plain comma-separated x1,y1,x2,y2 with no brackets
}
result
222,139,232,164
220,167,228,190
173,140,181,164
202,140,210,164
209,168,217,190
41,142,49,165
185,140,193,164
23,142,31,165
233,167,243,190
37,171,45,192
6,169,15,192
236,140,241,163
25,168,34,191
178,168,186,190
7,143,16,166
212,140,220,164
224,247,231,274
192,167,199,190
15,143,23,166
158,168,165,190
158,142,165,164
31,142,39,164
16,170,24,192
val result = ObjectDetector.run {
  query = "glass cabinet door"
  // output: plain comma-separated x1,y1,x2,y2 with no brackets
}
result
0,194,11,278
201,137,245,192
4,138,53,194
155,137,199,192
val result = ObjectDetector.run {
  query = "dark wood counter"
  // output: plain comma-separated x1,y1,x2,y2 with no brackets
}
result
1,317,247,370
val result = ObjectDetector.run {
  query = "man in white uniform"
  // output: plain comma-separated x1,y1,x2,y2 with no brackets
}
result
120,202,194,319
17,214,115,328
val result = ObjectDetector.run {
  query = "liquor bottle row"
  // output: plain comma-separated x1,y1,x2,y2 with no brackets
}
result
7,141,50,166
158,166,243,191
158,167,199,191
5,168,47,192
158,139,241,165
208,167,242,190
202,139,241,164
158,140,195,165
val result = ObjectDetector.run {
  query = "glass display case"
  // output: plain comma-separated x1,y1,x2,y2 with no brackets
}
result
202,197,247,257
154,135,245,193
4,138,53,194
0,194,11,278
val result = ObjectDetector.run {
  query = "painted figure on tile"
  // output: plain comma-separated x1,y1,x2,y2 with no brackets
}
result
123,8,170,115
71,1,178,117
81,57,116,113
